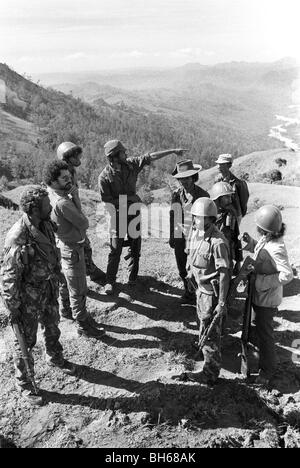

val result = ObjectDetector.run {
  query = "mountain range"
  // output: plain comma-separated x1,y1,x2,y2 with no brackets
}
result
0,58,298,191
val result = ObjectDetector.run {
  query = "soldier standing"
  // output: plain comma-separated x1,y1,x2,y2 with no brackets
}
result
242,205,293,386
0,187,76,406
210,181,243,274
56,142,106,284
184,198,231,385
169,160,209,302
215,153,249,224
45,160,104,338
99,140,187,295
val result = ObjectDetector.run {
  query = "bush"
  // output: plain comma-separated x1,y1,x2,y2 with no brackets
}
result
262,169,282,183
275,158,287,167
0,175,9,191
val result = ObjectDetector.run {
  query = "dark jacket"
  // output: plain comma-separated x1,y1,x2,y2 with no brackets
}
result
219,172,249,218
98,155,151,207
170,184,209,240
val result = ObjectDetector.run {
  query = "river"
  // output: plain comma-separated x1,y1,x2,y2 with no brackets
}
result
269,102,300,151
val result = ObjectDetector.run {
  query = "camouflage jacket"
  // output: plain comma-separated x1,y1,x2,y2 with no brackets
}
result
0,214,61,312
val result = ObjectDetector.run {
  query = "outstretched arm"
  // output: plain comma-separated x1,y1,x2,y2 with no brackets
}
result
149,148,188,162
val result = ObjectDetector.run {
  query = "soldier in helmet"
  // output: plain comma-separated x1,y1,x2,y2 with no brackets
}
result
242,205,293,386
215,153,249,225
0,186,76,406
179,198,231,385
169,160,209,303
98,140,187,295
210,181,243,274
56,141,106,285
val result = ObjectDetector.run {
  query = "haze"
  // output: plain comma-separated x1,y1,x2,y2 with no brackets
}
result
0,0,299,74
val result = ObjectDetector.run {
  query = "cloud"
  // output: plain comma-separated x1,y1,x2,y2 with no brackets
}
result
111,50,145,59
171,48,214,58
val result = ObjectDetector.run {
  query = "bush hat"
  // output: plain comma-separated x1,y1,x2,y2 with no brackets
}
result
172,159,202,178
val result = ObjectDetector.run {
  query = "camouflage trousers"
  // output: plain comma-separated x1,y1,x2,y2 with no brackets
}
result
13,283,63,387
196,291,222,382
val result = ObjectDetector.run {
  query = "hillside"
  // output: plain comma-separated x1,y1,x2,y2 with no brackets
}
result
0,179,299,448
1,60,298,194
197,148,300,190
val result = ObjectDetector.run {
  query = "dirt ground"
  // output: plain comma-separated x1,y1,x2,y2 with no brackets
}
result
0,235,300,448
0,180,300,449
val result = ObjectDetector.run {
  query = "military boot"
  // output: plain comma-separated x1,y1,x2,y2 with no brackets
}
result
48,357,77,376
17,383,43,407
77,317,105,338
89,267,106,285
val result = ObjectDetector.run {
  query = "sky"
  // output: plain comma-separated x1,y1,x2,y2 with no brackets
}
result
0,0,300,74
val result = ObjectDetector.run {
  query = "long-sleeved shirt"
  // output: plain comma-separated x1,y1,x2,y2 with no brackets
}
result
244,235,293,307
218,172,249,220
47,187,89,245
188,224,230,295
98,154,152,207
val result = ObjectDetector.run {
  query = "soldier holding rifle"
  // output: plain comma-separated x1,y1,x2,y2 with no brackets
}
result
0,187,76,406
175,198,231,385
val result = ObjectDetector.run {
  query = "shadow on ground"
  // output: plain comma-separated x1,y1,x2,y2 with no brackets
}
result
42,370,280,431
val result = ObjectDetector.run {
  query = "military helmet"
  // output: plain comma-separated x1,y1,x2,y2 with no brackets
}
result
255,205,282,233
210,181,234,200
191,197,217,218
57,142,82,160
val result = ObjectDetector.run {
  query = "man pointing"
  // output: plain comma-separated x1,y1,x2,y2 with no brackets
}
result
99,140,187,294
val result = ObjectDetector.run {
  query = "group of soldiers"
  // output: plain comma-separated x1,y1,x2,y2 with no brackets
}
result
0,139,294,406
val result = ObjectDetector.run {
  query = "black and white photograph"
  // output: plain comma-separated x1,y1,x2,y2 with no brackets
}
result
0,0,299,451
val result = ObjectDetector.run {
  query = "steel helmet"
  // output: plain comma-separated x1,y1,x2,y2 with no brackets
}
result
57,142,82,160
210,181,234,200
191,197,218,218
255,205,282,233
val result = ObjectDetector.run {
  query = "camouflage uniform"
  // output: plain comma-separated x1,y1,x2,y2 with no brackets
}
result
0,214,63,388
188,224,230,382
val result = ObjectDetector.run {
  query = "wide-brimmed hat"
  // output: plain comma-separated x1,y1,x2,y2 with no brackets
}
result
172,159,202,178
215,153,232,165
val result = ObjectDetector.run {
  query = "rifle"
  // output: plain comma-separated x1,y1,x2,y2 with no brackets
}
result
12,320,39,395
195,278,223,354
240,272,255,378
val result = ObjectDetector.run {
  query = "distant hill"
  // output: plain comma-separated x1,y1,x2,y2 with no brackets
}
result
0,60,298,192
197,148,300,190
40,59,300,174
151,147,300,205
